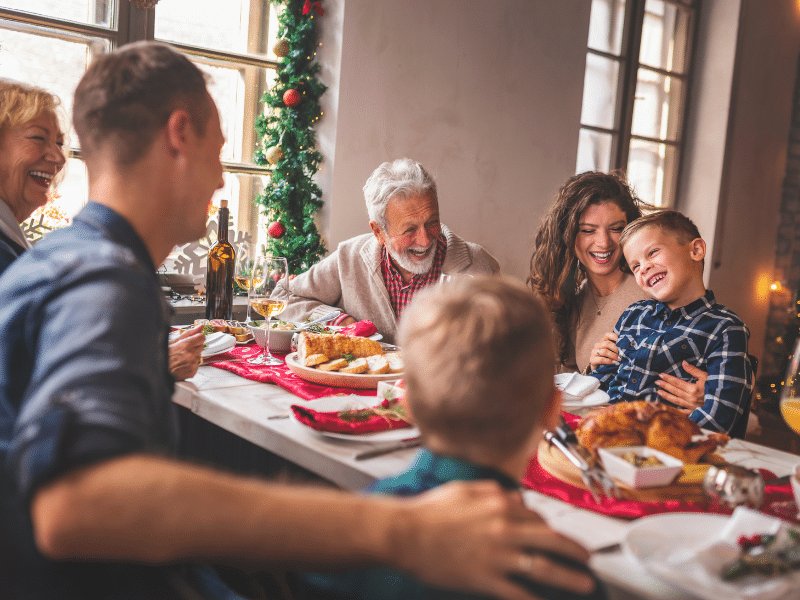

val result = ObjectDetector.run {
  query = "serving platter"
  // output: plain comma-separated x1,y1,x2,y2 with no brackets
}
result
285,352,402,389
536,439,716,502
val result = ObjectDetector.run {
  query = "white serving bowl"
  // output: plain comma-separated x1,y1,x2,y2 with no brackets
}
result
248,321,299,354
598,446,684,489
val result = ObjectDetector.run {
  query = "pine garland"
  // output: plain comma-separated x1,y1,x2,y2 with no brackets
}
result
254,0,327,274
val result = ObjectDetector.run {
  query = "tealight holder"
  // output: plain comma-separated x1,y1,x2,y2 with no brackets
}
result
702,464,764,509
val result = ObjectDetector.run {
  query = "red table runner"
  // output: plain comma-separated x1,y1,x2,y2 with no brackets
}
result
204,343,377,400
522,413,798,522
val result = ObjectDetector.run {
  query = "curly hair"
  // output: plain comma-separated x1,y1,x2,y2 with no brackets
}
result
528,171,645,365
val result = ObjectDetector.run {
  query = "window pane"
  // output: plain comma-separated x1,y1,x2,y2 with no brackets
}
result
0,0,113,27
194,60,272,164
581,53,620,130
588,0,626,55
631,69,682,141
627,138,677,206
576,128,613,174
0,27,107,126
640,0,691,74
155,0,271,56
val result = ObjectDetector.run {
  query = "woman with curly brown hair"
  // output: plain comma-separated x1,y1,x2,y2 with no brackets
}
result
529,171,707,408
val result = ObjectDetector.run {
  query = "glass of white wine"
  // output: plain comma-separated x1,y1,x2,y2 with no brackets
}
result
234,249,257,323
779,338,800,436
248,255,288,365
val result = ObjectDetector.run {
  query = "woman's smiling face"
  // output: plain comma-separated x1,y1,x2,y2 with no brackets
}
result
0,110,66,222
573,201,628,281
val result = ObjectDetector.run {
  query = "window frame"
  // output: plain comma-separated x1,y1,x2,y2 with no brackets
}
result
0,1,275,240
579,0,700,207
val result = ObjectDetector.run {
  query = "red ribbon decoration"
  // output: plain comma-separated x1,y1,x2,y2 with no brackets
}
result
302,0,324,16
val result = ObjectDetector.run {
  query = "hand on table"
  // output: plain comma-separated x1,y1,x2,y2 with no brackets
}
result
399,480,596,600
588,332,619,372
169,325,205,381
656,360,708,414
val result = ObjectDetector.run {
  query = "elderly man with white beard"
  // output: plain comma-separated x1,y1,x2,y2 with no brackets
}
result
274,158,500,343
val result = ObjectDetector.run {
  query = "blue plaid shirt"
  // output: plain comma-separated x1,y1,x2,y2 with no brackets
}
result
590,291,752,435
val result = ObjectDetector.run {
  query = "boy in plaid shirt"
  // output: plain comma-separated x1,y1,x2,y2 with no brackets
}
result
590,210,752,436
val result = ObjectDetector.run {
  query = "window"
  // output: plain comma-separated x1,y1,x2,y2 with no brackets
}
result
0,0,281,250
576,0,698,206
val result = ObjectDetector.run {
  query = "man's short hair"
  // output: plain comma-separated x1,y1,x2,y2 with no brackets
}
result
363,158,438,230
619,209,702,250
0,79,62,133
73,41,210,166
398,275,554,458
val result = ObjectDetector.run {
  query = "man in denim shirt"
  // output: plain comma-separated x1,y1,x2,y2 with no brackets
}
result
0,42,596,600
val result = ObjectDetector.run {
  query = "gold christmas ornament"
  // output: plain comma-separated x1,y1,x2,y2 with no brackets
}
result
273,39,290,58
265,145,284,165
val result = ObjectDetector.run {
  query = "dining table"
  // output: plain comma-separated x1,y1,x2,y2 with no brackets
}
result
174,356,800,600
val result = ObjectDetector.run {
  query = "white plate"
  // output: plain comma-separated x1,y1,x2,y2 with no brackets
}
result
290,395,418,443
559,389,610,408
623,512,800,600
285,352,402,389
201,332,236,357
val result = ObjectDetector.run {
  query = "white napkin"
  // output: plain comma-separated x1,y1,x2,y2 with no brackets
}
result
554,372,601,401
645,508,800,600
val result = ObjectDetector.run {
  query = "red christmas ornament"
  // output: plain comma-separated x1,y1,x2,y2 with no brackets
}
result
302,0,324,16
267,221,286,238
283,89,302,108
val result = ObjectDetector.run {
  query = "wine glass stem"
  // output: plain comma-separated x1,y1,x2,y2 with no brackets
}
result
263,315,272,360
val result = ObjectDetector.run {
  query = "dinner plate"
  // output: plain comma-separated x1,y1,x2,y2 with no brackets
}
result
559,389,610,408
623,512,800,600
201,333,236,358
290,395,419,443
285,352,402,389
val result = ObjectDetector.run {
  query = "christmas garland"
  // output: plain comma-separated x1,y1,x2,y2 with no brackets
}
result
254,0,327,274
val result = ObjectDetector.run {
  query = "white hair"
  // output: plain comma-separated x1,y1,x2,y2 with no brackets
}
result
363,158,438,229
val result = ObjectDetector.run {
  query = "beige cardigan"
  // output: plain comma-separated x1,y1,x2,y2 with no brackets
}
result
274,225,500,343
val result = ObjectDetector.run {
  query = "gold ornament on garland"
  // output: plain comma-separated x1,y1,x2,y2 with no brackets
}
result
265,145,284,165
273,39,290,58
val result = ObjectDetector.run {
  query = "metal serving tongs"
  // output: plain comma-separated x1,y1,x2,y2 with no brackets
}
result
543,415,619,503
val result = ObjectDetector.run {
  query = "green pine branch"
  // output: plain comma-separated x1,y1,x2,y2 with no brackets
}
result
255,0,327,274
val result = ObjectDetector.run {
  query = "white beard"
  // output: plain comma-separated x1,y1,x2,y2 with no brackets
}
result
387,242,436,275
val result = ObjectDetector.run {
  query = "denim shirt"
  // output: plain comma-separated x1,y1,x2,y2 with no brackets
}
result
0,202,178,599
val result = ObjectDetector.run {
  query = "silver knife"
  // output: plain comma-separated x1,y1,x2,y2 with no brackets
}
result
354,437,422,460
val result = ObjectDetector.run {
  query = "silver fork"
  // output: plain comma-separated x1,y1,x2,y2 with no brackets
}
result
543,416,619,503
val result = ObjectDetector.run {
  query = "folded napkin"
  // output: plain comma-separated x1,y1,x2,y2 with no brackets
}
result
644,507,800,600
555,372,601,401
291,400,411,434
338,320,377,338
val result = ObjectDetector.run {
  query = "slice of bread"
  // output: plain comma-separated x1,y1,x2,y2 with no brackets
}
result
303,353,329,367
317,357,348,371
234,332,252,342
226,320,246,335
366,354,389,374
339,357,368,374
384,352,403,373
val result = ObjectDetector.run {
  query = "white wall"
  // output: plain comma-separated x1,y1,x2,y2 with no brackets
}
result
681,0,800,363
318,0,592,280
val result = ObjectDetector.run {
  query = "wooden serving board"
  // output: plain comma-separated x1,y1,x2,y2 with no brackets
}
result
536,440,714,502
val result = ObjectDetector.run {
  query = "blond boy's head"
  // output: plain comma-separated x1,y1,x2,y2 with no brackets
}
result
398,275,557,470
619,210,707,310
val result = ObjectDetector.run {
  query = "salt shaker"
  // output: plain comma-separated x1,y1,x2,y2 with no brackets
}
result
702,464,765,509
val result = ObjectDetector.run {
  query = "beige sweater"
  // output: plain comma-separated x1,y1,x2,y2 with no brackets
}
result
563,273,648,374
273,225,500,344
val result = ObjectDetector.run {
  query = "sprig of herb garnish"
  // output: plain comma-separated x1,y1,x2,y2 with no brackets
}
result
202,324,214,335
342,353,355,363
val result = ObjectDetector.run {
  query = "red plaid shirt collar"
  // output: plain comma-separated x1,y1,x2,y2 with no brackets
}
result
381,233,447,319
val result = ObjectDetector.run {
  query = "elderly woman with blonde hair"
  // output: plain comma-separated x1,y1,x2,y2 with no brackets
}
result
0,79,66,272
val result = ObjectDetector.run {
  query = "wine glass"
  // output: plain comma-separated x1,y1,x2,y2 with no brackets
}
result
248,255,288,365
234,248,254,322
779,338,800,435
